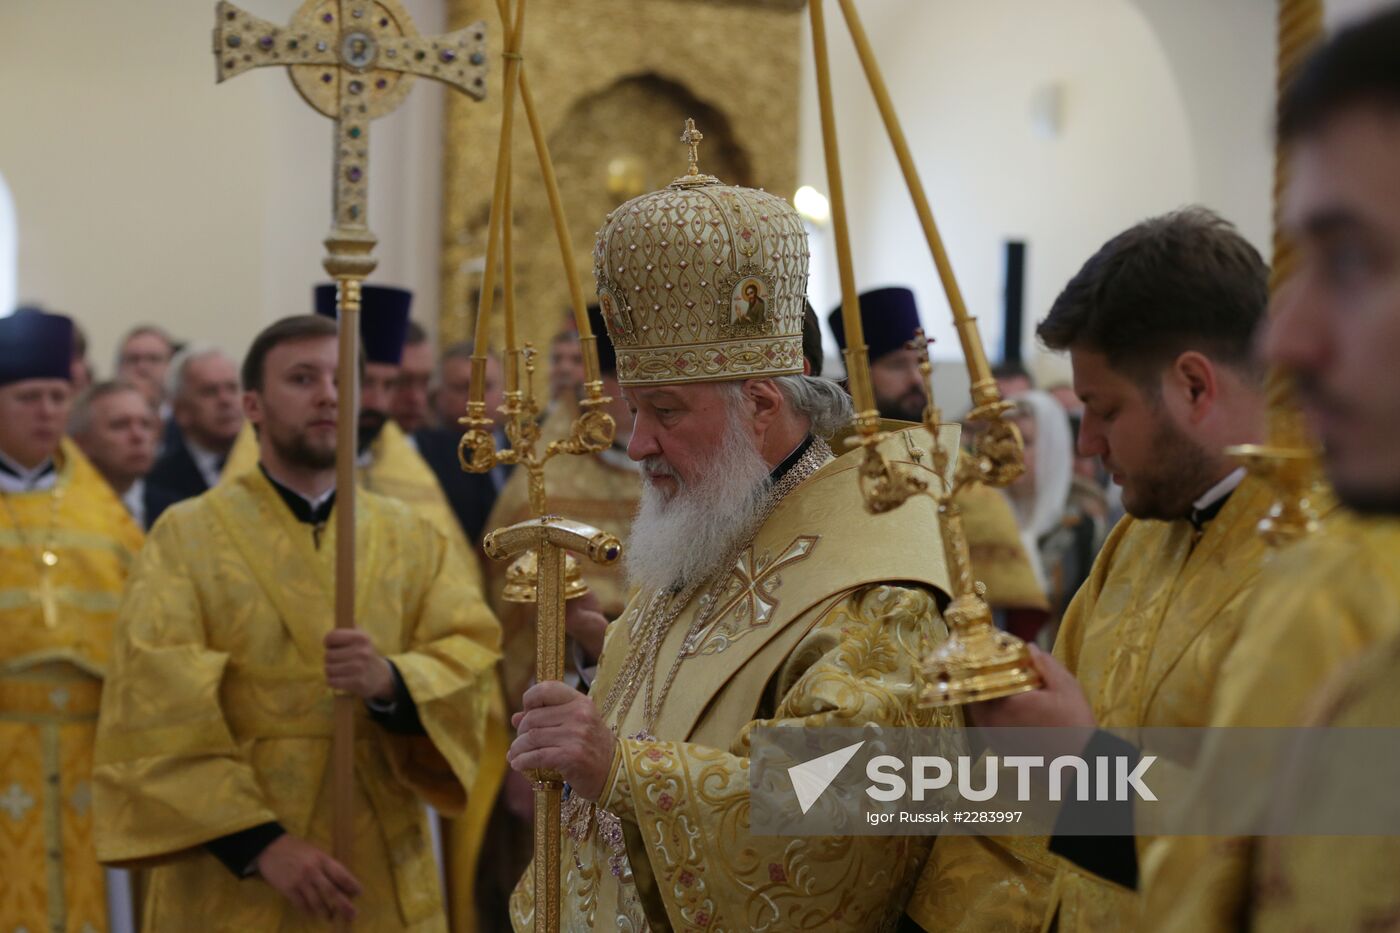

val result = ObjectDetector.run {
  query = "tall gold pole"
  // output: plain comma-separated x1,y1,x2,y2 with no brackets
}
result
464,0,526,434
835,0,991,410
834,0,1023,487
1227,0,1325,545
807,0,875,418
483,519,621,933
212,8,491,926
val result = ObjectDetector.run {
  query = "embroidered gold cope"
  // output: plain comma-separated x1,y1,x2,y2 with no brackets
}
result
908,475,1277,933
1140,512,1400,932
92,469,501,931
508,424,961,931
1,440,143,933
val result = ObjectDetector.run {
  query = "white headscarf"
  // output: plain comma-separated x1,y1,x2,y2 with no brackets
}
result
1007,389,1074,591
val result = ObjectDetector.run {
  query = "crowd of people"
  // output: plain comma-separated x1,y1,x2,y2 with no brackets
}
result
2,8,1398,932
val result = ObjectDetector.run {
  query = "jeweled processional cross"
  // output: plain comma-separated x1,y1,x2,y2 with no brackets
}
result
211,5,489,917
216,0,487,253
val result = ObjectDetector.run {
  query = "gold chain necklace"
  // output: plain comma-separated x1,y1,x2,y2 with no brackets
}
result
599,437,832,736
0,478,66,629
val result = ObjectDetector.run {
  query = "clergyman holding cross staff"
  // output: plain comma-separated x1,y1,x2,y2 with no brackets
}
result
92,315,502,930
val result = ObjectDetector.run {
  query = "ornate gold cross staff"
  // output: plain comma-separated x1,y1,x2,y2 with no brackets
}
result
806,0,1038,703
211,2,488,924
483,518,620,933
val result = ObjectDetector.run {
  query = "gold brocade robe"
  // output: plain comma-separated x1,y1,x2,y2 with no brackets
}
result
509,426,960,932
907,475,1276,933
1,440,143,933
224,420,506,931
92,470,502,931
484,399,642,707
1140,513,1400,933
223,420,482,587
1248,632,1400,931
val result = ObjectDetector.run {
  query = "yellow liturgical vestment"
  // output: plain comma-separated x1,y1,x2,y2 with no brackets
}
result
92,469,501,931
1,440,143,933
509,425,960,932
224,419,506,931
908,474,1276,933
1247,631,1400,931
223,419,482,587
1140,512,1400,932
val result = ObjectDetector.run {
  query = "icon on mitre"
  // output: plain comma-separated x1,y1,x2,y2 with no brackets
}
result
598,289,633,341
730,275,769,327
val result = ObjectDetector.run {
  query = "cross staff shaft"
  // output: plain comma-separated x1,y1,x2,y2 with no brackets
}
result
209,4,489,925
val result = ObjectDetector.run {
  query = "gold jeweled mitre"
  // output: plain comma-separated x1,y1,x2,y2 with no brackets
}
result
593,119,810,386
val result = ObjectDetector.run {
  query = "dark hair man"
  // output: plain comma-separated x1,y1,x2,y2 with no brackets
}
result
909,208,1277,933
1144,11,1400,931
94,315,502,930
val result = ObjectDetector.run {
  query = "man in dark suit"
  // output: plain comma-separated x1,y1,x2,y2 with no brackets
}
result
412,341,506,543
145,347,243,524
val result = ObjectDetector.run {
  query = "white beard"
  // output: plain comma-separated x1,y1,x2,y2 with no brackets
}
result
625,412,773,594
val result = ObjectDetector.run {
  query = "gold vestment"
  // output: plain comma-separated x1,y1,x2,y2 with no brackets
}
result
959,481,1049,613
907,475,1275,933
1248,632,1400,931
509,426,960,931
1,441,143,933
1141,513,1400,932
93,470,501,931
223,420,481,587
225,420,504,931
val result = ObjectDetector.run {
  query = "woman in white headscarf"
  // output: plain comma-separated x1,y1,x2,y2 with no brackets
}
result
1004,389,1105,644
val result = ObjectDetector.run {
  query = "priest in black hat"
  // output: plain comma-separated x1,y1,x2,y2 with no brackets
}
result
0,309,144,933
828,285,928,422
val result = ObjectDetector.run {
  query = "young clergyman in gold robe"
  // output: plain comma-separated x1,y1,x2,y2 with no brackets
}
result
0,310,144,933
222,285,481,587
506,151,958,930
907,209,1276,933
1143,12,1400,929
93,315,502,930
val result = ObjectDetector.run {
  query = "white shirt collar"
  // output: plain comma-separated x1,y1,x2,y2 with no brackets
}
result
184,438,225,489
0,448,58,493
1192,467,1247,512
122,477,147,528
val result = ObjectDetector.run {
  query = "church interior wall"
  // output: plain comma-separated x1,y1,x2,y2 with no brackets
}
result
1,0,1389,389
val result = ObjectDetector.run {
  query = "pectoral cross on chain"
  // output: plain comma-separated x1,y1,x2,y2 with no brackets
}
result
215,0,488,244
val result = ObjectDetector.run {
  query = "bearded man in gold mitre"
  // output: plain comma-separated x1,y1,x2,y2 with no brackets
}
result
505,130,960,931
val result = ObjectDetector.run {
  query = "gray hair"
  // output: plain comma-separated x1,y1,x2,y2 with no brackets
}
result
719,375,854,439
167,344,236,402
772,374,854,438
69,380,150,436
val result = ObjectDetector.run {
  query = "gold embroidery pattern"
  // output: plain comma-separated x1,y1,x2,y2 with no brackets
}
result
685,536,819,657
616,586,945,931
